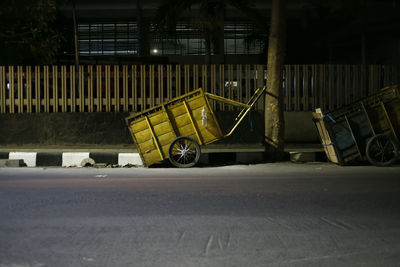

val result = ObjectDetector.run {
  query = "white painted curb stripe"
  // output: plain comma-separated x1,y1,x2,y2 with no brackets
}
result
9,152,37,167
118,153,143,166
62,152,90,167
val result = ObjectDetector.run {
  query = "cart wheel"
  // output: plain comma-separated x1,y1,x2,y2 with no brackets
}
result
168,136,201,168
366,134,399,166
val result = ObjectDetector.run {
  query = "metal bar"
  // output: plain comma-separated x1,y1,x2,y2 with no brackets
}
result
70,65,76,112
52,66,58,112
202,64,207,92
9,66,15,113
149,65,155,106
88,65,93,112
219,64,225,110
294,64,300,111
238,64,243,104
61,66,67,112
114,65,120,112
166,65,172,100
44,66,50,112
303,65,309,111
132,65,137,112
193,64,199,89
157,65,163,105
360,102,375,136
17,66,23,113
380,102,398,143
344,115,362,157
35,66,41,112
144,115,164,160
225,86,266,137
182,100,203,145
184,64,190,94
26,66,32,113
105,65,111,112
123,65,128,111
142,65,147,109
205,93,250,108
95,65,102,112
176,64,181,96
0,66,5,113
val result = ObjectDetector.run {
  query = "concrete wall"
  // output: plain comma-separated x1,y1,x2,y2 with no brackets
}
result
0,111,319,146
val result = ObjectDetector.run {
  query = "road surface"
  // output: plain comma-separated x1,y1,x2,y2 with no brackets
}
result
0,163,399,267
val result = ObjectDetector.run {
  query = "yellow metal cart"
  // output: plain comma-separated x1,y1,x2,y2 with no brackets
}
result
126,87,266,167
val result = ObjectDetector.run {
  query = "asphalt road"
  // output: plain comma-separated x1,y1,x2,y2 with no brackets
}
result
0,163,399,267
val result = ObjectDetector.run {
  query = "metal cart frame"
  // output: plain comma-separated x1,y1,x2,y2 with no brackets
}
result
313,85,399,166
126,87,266,167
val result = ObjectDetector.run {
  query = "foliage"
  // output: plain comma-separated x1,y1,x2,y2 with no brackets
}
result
0,0,64,65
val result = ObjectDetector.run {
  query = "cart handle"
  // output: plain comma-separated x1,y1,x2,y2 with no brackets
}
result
224,86,267,137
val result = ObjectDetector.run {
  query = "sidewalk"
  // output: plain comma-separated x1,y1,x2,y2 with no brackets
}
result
0,143,325,167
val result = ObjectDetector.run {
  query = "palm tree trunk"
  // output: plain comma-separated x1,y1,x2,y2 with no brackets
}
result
264,0,287,161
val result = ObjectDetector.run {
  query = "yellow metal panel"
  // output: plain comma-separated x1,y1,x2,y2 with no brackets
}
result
157,131,178,146
137,138,156,153
142,149,163,167
134,129,152,143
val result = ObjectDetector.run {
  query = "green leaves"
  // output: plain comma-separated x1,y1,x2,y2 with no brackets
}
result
0,0,62,64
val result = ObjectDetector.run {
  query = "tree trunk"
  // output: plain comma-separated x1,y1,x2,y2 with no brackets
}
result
264,0,287,161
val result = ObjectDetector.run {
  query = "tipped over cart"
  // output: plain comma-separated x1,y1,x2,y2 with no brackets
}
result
313,85,399,166
126,87,266,167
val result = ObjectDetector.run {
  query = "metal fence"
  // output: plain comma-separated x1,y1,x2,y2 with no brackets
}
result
0,64,399,114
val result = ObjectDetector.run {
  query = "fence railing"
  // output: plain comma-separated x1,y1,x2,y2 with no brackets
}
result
0,64,399,114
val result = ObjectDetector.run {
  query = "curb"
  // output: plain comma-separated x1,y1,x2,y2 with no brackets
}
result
0,150,327,167
0,152,143,167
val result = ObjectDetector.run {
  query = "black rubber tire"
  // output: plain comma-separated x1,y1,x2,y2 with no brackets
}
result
168,136,201,168
366,134,399,166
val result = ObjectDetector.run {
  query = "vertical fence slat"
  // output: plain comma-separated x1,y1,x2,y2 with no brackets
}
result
0,66,5,113
114,65,120,112
88,65,93,112
293,65,300,111
157,65,163,105
69,66,75,112
202,64,207,92
285,65,291,111
17,66,23,113
44,66,50,112
175,65,181,97
166,65,172,101
141,65,146,110
95,65,102,112
245,64,251,105
219,64,225,111
184,64,190,94
150,65,155,107
52,66,58,112
105,65,111,112
61,66,67,112
132,65,137,111
35,66,41,112
336,64,343,108
237,64,243,104
122,65,128,111
9,66,15,113
303,65,309,111
193,64,199,90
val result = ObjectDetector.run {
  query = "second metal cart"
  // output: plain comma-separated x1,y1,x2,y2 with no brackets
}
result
313,85,399,166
